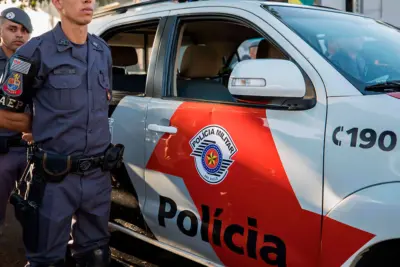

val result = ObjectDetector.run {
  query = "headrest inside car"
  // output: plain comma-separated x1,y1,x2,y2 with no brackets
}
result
256,39,286,59
110,45,138,67
180,45,221,78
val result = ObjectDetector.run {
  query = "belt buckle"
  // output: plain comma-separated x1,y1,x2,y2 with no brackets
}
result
77,158,93,173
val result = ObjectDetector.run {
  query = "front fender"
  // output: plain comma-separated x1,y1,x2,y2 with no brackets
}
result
321,182,400,267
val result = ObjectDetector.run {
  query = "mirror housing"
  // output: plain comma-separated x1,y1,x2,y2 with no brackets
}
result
228,59,306,100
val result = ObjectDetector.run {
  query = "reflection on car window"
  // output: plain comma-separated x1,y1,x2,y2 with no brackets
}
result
264,5,400,94
237,37,263,60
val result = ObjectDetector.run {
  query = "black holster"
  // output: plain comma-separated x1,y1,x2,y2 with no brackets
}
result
102,143,125,171
10,146,45,253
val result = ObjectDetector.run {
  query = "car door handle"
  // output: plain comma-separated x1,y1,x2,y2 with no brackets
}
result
148,124,177,134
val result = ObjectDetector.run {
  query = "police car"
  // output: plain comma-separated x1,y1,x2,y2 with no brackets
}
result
89,0,400,266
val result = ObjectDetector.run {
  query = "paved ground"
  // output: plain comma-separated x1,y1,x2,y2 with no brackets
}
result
0,204,202,267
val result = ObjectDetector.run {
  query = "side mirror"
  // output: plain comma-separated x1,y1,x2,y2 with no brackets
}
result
228,59,306,100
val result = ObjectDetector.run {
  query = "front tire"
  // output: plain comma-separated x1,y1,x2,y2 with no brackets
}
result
355,240,400,267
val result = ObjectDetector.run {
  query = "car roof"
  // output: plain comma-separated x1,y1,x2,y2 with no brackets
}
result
92,0,347,19
89,0,354,34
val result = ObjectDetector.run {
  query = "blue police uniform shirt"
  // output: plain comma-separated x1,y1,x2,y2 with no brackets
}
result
13,22,112,156
0,47,21,138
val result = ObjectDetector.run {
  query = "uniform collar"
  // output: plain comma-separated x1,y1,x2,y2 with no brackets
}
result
53,22,74,52
53,22,103,53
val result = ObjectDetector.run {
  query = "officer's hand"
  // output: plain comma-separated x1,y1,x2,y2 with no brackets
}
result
0,110,31,132
22,132,34,144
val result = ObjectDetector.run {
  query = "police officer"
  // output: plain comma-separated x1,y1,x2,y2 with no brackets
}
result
0,7,32,235
0,0,123,266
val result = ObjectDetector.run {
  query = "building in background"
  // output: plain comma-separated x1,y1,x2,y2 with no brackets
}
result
270,0,316,4
270,0,400,27
318,0,400,28
288,0,315,4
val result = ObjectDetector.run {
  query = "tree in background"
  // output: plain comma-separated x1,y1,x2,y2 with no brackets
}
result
0,0,118,10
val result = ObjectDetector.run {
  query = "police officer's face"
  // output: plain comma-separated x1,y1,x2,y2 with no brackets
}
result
53,0,95,26
0,19,30,52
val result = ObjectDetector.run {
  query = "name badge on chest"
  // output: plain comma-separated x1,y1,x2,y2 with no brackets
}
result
53,67,76,75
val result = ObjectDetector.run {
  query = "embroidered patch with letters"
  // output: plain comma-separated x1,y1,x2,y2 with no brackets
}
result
0,94,24,110
2,72,23,96
10,58,31,75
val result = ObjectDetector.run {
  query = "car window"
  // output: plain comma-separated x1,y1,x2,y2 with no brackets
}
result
170,18,291,105
264,5,400,94
103,22,159,95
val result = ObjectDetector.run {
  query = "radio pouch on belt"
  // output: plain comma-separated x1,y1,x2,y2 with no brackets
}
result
36,151,71,183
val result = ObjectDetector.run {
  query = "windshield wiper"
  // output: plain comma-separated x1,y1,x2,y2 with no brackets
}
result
365,80,400,92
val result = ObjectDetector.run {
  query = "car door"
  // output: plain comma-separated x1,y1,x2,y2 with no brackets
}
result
143,6,327,267
93,11,170,238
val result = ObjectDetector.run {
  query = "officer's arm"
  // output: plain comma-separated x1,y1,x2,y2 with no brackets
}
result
0,109,31,132
0,42,41,131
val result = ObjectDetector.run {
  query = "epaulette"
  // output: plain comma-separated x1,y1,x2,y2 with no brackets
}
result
91,33,109,49
15,37,42,59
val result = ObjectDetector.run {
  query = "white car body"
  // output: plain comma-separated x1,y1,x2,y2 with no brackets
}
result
89,1,400,266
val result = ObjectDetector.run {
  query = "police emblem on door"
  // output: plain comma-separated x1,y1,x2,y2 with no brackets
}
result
190,125,237,184
3,72,22,96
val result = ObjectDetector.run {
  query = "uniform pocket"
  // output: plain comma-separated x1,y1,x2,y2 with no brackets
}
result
94,69,110,111
46,66,84,110
48,74,82,89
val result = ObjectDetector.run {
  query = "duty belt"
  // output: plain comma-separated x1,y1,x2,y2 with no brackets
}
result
8,138,25,147
71,154,104,174
33,150,105,176
0,136,26,153
0,136,25,146
31,144,124,182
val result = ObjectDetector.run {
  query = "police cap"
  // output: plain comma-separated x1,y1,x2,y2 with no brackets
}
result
0,7,33,33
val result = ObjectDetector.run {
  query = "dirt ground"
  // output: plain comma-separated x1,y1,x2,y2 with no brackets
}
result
0,204,26,267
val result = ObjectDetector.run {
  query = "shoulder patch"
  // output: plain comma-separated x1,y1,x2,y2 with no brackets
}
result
15,37,43,59
3,71,23,96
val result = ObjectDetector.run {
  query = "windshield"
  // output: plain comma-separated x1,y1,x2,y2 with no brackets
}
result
264,5,400,94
